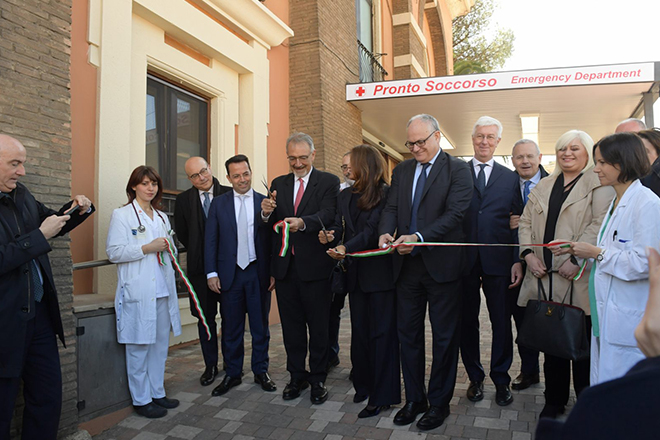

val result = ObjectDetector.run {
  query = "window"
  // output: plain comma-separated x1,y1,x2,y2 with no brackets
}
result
356,0,373,52
146,75,209,192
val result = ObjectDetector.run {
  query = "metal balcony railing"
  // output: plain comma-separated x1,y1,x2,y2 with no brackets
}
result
357,39,387,83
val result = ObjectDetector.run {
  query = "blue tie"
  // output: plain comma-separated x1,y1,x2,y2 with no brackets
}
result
523,180,532,206
202,192,210,218
409,162,430,234
476,163,487,194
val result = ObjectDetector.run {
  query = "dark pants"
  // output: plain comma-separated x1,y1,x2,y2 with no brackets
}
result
349,285,401,407
220,263,271,378
0,300,62,440
327,291,347,364
509,284,540,375
397,254,461,408
544,316,591,406
189,274,226,369
460,257,513,385
275,258,333,383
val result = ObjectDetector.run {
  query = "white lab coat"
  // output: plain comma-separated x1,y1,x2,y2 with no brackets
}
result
591,180,660,384
106,201,182,344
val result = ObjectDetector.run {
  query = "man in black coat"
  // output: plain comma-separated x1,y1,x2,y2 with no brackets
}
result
508,139,548,391
0,134,94,439
174,157,231,386
261,132,339,405
378,114,473,430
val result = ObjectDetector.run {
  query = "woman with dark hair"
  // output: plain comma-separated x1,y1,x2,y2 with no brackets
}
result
518,130,615,419
106,166,182,419
318,145,400,418
637,128,660,196
567,132,660,384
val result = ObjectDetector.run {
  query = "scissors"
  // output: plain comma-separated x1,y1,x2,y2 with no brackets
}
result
261,176,273,199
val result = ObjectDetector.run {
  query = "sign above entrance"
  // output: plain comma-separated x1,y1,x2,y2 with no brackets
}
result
347,62,656,101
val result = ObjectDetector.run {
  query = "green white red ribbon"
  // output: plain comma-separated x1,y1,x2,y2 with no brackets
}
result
273,220,291,257
159,238,211,340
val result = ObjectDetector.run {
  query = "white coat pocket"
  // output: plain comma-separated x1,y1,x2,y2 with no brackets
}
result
605,302,644,347
122,277,142,303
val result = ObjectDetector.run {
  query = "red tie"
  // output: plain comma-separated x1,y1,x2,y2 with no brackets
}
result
294,177,304,215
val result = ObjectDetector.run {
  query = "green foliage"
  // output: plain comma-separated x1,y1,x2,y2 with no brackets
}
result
452,0,515,72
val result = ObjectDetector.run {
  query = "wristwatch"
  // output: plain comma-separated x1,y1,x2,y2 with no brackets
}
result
596,249,606,262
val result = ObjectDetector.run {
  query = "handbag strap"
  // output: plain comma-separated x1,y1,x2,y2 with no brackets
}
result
537,276,549,302
340,216,346,245
544,270,575,305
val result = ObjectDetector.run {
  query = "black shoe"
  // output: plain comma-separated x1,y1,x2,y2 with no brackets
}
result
211,375,242,396
134,402,167,419
393,400,429,426
539,404,565,419
326,356,340,372
417,405,450,431
466,381,484,402
310,381,328,404
152,396,179,409
495,384,514,406
283,378,309,400
254,372,277,392
353,393,368,403
511,372,540,390
358,404,390,418
200,365,219,387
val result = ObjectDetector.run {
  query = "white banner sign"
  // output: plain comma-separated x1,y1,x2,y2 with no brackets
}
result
347,63,656,101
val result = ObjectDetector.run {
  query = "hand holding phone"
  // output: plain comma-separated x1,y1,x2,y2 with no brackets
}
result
64,205,81,216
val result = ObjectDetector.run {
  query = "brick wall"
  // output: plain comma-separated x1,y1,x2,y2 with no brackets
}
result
0,0,77,438
289,0,363,177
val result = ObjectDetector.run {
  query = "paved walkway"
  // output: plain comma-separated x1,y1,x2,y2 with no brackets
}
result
93,303,576,440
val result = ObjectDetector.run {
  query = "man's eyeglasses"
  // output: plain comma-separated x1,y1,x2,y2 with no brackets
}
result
188,167,210,181
405,130,438,150
474,134,498,143
287,155,310,162
340,165,351,171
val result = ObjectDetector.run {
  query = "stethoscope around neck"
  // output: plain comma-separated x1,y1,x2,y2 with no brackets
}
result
131,200,165,233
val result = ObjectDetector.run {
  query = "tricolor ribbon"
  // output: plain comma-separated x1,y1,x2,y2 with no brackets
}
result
273,220,291,257
159,238,212,340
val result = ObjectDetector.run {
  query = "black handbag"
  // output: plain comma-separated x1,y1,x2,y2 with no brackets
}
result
328,216,347,296
516,272,590,361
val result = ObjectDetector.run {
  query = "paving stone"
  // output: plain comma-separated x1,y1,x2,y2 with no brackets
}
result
463,426,488,439
219,420,242,433
311,409,344,423
166,424,203,440
118,416,151,430
214,408,249,421
389,430,428,439
474,417,510,430
308,420,329,432
132,433,167,440
511,432,531,440
268,427,295,440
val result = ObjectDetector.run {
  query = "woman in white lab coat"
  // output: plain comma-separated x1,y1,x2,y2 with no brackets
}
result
106,166,182,419
567,132,660,385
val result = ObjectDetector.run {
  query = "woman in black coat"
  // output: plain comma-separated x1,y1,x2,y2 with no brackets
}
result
319,144,401,418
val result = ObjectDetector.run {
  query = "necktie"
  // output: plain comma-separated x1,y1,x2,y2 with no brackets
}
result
31,260,44,302
476,163,487,193
294,178,304,215
237,195,249,269
409,162,430,234
202,192,210,218
523,180,532,205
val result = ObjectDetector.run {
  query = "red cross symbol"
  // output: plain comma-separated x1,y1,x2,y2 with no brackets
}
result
355,86,366,97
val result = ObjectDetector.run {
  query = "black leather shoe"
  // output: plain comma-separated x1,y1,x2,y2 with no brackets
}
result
283,378,309,400
254,372,277,392
393,400,429,426
326,356,340,372
539,404,565,419
200,365,218,386
353,393,368,403
358,404,390,418
466,381,484,402
310,381,328,404
211,375,242,396
511,372,540,390
495,384,513,406
134,402,167,418
417,405,450,431
152,396,179,409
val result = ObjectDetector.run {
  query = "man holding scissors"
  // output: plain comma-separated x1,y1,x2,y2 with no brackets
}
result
261,132,339,404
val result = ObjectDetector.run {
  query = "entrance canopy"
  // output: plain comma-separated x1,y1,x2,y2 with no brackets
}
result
347,62,660,157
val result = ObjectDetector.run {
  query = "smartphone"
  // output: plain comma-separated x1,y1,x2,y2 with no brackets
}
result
64,205,80,216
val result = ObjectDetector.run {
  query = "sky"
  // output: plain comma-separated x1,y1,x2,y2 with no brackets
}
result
491,0,660,72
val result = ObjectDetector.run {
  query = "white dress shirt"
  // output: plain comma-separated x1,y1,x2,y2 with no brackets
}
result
471,158,495,186
234,188,257,264
198,185,214,206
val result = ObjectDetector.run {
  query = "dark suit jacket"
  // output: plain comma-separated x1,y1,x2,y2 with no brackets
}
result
330,185,393,293
378,151,473,283
204,190,271,291
174,177,231,277
535,356,660,440
641,157,660,198
463,160,522,276
268,168,339,282
0,183,94,377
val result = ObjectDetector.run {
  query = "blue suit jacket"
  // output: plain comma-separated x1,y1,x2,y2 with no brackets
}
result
463,160,522,276
204,190,271,291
